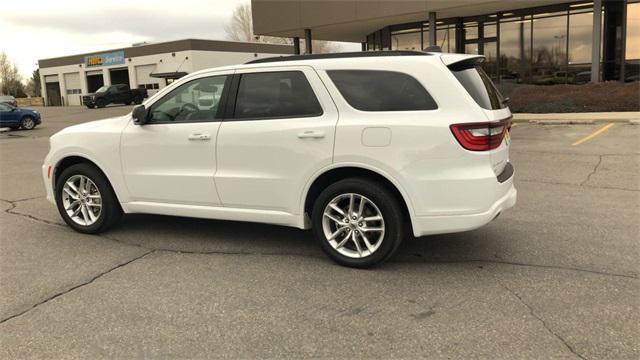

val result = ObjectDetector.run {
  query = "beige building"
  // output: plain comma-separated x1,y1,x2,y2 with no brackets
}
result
252,0,640,87
39,39,292,107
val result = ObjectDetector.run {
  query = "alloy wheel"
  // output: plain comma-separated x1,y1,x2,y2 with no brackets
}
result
322,193,385,258
61,175,102,226
22,117,35,130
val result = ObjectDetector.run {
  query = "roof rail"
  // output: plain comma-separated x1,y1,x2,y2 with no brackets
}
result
245,50,432,64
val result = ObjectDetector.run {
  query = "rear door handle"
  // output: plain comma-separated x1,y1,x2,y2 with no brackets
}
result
188,133,211,141
297,130,325,139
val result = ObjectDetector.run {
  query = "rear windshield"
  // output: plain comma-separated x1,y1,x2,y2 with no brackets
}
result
449,60,506,110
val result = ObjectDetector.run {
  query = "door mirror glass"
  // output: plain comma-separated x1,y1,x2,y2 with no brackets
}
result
132,105,148,125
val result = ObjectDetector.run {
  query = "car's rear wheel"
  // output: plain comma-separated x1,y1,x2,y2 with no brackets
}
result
20,116,36,130
96,99,106,108
312,178,405,268
86,105,95,109
133,95,143,105
55,163,122,234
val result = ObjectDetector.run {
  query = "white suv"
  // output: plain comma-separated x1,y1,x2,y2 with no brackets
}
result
42,51,516,268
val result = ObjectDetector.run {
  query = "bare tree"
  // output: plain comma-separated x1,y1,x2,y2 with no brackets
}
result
0,52,25,97
26,68,41,97
225,4,338,53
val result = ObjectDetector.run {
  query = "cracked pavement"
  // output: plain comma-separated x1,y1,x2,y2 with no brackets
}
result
1,106,639,359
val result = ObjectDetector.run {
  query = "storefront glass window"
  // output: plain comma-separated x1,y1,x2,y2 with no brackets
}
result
465,21,478,40
532,12,569,85
437,24,457,52
568,10,594,84
625,2,640,81
391,30,421,51
500,15,532,86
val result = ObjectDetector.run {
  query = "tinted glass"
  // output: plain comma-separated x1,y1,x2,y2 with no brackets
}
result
149,75,228,123
391,30,421,51
450,62,506,110
327,70,437,111
234,71,322,119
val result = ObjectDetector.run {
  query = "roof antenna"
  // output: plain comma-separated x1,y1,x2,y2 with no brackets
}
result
423,45,442,52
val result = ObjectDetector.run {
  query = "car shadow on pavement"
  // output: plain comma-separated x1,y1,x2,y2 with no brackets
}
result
104,213,502,266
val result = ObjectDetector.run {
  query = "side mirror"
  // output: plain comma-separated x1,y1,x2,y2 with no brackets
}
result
132,105,148,125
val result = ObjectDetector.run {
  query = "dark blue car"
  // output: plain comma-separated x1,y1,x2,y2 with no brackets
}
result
0,103,41,130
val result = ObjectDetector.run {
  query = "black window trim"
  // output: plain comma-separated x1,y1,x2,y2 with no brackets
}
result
222,70,324,122
327,69,440,112
144,75,233,125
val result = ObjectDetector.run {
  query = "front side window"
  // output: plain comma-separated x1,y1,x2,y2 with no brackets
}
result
0,103,10,111
233,71,322,119
327,70,438,111
148,75,228,123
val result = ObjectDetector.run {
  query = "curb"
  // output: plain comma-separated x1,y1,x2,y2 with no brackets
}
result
513,119,640,125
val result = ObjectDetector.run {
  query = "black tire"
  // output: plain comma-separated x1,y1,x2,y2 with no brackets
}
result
124,101,131,106
96,99,106,108
311,178,405,268
55,163,122,234
20,116,36,130
133,95,143,105
86,105,95,109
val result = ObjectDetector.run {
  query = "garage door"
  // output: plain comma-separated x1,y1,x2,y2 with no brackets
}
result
44,75,59,83
135,64,160,95
64,72,82,106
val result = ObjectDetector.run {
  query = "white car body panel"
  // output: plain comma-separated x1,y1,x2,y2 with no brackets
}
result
214,66,338,215
43,52,516,238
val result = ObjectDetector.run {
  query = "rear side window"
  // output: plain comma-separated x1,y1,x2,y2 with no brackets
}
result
234,71,322,119
449,60,506,110
327,70,437,111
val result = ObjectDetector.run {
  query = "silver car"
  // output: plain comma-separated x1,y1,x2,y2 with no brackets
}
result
0,95,17,107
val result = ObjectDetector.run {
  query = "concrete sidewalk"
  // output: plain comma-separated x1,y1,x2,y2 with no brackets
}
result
513,112,640,124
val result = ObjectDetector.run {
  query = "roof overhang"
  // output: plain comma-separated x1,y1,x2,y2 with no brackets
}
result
252,0,572,42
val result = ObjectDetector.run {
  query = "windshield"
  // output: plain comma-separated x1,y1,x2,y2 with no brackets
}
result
449,59,506,110
95,85,110,93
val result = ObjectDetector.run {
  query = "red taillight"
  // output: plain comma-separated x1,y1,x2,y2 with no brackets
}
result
450,120,511,151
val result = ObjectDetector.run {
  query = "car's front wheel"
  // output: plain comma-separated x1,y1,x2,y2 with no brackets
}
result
312,178,405,268
20,116,36,130
55,163,122,234
96,99,106,108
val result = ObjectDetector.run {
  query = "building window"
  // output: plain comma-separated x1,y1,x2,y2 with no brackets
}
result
140,83,160,90
66,89,81,95
625,1,640,81
391,28,421,51
500,14,533,86
568,8,595,84
437,23,457,52
531,11,569,85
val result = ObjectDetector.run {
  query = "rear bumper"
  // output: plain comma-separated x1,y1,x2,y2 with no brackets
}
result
411,164,517,237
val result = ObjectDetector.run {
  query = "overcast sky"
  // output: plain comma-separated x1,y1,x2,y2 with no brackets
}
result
0,0,255,78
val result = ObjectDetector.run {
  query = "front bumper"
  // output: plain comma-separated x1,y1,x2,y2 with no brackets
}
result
411,164,517,237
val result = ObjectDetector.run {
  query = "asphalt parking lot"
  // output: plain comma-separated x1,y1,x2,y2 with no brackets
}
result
1,106,638,359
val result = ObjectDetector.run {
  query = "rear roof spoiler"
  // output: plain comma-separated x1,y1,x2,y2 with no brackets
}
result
439,53,485,66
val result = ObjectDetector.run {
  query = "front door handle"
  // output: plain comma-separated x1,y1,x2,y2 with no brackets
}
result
188,133,211,141
297,130,325,139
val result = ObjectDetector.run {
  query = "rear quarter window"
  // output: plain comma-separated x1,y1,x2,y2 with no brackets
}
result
327,70,438,111
448,60,506,110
